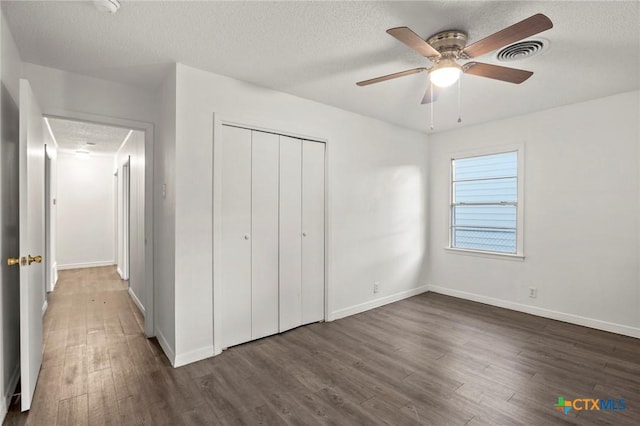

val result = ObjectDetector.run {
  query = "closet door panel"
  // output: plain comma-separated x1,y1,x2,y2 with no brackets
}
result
301,141,325,324
279,136,302,332
220,125,252,348
251,131,280,339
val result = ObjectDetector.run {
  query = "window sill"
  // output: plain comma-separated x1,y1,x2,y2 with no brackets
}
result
445,247,525,261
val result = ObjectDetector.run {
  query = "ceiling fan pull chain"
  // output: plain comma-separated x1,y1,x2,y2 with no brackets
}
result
430,82,435,130
457,77,462,124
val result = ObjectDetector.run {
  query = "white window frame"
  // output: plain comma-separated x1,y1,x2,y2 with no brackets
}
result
446,143,525,260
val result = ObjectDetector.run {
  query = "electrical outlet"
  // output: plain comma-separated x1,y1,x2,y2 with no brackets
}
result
529,287,537,298
373,282,380,294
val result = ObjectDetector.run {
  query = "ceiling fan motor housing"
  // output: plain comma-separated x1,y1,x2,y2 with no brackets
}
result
427,31,468,59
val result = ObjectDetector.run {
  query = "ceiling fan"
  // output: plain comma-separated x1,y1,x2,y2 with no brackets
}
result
357,14,553,104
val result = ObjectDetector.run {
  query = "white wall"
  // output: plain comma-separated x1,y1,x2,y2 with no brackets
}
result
22,63,158,125
165,63,429,366
428,90,640,337
154,65,177,360
0,9,22,420
56,152,116,269
116,130,146,313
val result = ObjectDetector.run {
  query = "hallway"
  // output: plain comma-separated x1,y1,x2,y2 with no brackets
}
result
4,267,169,425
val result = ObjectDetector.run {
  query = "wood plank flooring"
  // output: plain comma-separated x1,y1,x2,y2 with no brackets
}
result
4,266,640,425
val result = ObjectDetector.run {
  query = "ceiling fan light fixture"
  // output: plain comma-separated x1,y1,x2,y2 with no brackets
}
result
75,150,90,159
429,59,462,88
94,0,120,14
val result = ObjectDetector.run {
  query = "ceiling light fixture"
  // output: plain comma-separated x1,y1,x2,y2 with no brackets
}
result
94,0,120,14
75,150,90,159
429,58,462,88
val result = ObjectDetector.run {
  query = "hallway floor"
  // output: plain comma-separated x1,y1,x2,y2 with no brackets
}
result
4,266,640,425
4,266,161,425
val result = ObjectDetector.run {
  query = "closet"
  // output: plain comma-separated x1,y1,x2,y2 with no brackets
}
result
220,125,325,349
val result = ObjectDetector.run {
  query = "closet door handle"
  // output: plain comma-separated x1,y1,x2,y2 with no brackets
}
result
244,235,250,240
302,232,307,237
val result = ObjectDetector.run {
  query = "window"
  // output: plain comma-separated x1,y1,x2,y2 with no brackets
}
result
450,149,522,256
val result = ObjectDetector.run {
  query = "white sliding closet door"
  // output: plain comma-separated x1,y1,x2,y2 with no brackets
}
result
279,136,303,332
302,141,325,324
220,126,252,348
251,131,280,339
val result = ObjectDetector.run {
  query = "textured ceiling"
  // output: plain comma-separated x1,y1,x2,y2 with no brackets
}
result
3,1,639,133
47,117,131,154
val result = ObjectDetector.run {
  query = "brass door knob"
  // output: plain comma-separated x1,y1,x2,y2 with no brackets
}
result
28,255,42,265
7,257,21,266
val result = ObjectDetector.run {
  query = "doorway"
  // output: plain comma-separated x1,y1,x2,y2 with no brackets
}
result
43,115,154,337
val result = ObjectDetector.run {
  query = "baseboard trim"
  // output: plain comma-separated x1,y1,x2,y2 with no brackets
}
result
57,261,115,271
330,285,429,321
117,267,124,279
1,362,20,422
42,300,48,317
427,285,640,339
127,287,145,316
174,345,215,368
155,328,176,367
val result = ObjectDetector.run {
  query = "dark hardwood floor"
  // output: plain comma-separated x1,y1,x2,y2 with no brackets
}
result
4,266,639,425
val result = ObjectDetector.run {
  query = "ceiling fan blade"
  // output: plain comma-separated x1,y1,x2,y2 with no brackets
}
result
463,14,553,58
356,67,427,86
464,62,533,84
387,27,440,58
421,84,441,104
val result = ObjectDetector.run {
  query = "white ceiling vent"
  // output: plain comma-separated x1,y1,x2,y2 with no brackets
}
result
496,38,548,62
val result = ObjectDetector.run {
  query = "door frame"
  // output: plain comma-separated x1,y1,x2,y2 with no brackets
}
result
212,113,331,355
44,146,53,293
43,109,155,338
113,169,119,277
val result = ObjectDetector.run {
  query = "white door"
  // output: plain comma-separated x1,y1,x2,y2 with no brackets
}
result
220,126,252,348
301,141,325,324
18,79,46,411
279,136,302,332
251,131,279,339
